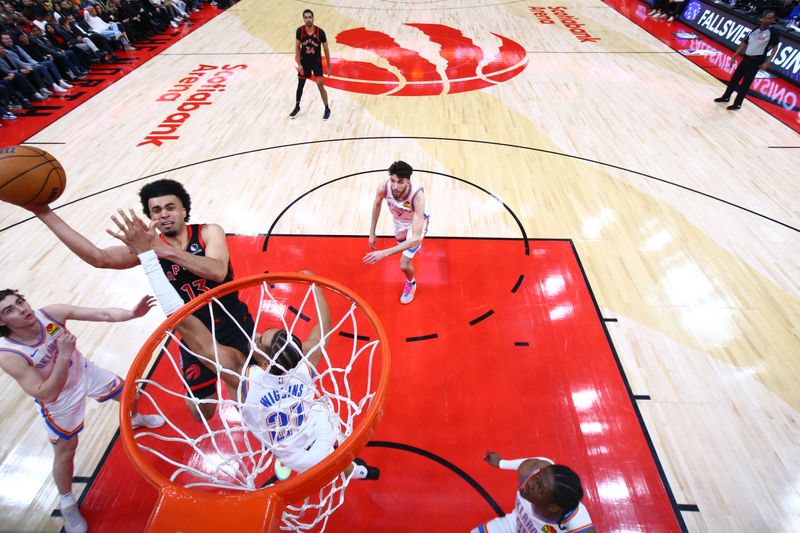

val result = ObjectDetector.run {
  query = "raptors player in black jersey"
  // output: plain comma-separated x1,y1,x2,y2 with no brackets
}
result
290,9,331,121
29,179,255,421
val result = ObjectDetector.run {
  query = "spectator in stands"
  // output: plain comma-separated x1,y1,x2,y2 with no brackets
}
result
0,45,47,101
1,32,72,93
714,10,779,110
51,19,101,64
106,0,152,40
0,80,18,124
21,26,87,78
64,13,118,61
648,0,686,22
0,42,54,96
84,4,135,50
0,77,33,110
776,0,799,25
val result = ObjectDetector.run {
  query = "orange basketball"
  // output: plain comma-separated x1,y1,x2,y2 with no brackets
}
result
0,145,67,208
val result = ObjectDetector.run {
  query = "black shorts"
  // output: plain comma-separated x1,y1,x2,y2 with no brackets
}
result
179,311,256,399
299,58,323,79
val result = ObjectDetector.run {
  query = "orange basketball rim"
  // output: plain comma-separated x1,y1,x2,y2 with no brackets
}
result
119,272,391,533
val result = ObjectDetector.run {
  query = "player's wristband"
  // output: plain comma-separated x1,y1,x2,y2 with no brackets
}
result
498,457,554,470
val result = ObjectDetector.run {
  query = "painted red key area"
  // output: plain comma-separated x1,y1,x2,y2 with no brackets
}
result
79,236,681,532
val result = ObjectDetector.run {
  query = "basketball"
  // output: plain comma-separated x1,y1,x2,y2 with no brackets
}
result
0,145,67,208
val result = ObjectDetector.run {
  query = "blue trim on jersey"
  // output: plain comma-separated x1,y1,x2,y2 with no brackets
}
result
39,308,65,327
6,319,44,347
0,348,34,366
477,524,487,533
96,379,123,402
569,523,594,533
44,418,84,440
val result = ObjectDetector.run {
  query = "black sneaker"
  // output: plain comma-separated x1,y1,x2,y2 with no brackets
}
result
713,97,730,103
323,107,331,121
289,104,300,118
353,458,380,480
726,104,741,110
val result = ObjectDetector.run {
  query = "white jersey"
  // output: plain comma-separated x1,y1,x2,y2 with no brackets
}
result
241,362,320,453
0,309,85,404
514,465,593,533
384,180,428,239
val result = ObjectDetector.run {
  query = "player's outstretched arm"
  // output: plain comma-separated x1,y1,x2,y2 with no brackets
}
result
301,270,331,369
0,333,74,403
483,451,553,482
368,182,384,250
363,191,425,263
31,205,139,269
107,209,244,375
42,296,156,325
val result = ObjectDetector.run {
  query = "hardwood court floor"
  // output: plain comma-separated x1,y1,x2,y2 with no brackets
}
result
0,1,798,532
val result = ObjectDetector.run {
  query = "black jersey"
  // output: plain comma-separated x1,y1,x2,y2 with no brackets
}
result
159,224,249,330
296,25,326,63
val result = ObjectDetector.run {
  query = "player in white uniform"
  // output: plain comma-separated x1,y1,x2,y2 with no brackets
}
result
473,452,595,533
108,209,380,482
0,290,164,533
364,160,430,304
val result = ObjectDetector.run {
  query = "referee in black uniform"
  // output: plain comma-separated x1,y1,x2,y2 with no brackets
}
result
714,10,779,110
290,9,331,120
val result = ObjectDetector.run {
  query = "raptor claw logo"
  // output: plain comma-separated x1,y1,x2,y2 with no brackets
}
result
327,24,528,96
185,363,202,381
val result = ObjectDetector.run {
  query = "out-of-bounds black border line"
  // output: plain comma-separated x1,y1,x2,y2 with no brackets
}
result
3,136,794,234
365,440,505,517
568,240,688,532
260,168,529,255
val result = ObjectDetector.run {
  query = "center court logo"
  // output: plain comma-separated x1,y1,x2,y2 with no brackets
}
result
325,24,527,96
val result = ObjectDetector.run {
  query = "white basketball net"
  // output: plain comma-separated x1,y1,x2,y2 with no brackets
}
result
132,279,381,532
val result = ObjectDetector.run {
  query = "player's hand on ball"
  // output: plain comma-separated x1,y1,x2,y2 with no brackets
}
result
368,234,376,250
131,295,157,318
483,451,503,468
27,204,52,215
363,250,385,264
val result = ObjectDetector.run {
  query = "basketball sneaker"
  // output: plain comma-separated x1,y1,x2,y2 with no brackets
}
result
323,107,331,121
132,413,166,429
274,459,292,481
353,458,380,480
61,503,87,533
400,281,416,304
289,104,300,118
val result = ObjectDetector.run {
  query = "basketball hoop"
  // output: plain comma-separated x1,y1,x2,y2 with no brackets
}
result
119,273,390,533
